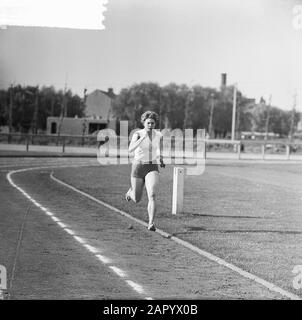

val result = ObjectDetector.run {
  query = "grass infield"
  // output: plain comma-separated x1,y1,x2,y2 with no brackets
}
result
53,162,302,297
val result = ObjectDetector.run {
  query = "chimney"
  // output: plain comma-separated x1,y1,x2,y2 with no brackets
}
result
221,73,227,89
107,88,114,98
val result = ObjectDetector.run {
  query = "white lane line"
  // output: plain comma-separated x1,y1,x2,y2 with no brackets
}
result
126,281,145,294
6,167,151,299
64,228,75,236
84,244,100,254
73,236,86,244
109,266,127,278
57,222,68,229
50,216,61,222
171,237,300,300
96,254,111,264
50,172,302,300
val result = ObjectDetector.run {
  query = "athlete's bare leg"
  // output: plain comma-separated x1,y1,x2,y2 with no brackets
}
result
126,177,144,203
145,171,159,228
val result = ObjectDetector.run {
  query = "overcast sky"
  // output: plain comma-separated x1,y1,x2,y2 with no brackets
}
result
0,0,302,110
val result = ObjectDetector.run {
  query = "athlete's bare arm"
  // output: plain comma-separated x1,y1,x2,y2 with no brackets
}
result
128,131,147,153
159,136,165,168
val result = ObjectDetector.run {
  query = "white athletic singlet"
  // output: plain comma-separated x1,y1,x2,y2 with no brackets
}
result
132,129,162,162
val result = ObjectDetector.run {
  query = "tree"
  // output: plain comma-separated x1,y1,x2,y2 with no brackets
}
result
112,82,162,130
0,85,86,133
161,83,188,129
0,89,9,127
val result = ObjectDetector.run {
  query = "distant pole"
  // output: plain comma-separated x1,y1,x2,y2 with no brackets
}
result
32,87,39,134
231,84,237,141
58,82,67,138
159,91,162,130
83,88,87,105
63,82,67,117
82,87,87,119
208,93,215,138
64,74,68,117
8,84,13,134
289,92,297,142
265,95,272,141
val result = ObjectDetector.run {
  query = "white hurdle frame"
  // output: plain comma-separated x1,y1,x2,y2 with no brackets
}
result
172,167,185,215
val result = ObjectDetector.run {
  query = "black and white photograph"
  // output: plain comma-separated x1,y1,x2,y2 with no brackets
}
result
1,0,302,311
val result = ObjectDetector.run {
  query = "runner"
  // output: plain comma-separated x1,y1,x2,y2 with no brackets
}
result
125,110,165,231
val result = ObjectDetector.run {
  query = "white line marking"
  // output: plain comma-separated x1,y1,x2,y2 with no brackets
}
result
64,228,75,235
6,166,151,299
126,280,145,294
73,236,86,244
50,216,60,222
57,222,68,228
84,244,100,254
50,172,302,300
109,266,127,278
171,236,300,300
96,254,111,264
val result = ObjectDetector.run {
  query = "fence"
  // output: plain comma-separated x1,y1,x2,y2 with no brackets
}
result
1,133,302,160
205,139,302,160
0,133,97,153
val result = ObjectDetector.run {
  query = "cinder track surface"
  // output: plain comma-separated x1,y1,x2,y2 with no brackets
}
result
0,158,299,299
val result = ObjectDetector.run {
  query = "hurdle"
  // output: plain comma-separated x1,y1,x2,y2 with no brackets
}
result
286,145,290,160
172,167,184,215
261,144,266,160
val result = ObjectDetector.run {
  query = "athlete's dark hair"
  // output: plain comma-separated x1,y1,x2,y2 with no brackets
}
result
141,110,159,125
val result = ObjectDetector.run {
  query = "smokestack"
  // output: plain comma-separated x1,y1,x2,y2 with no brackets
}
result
107,88,114,98
221,73,227,89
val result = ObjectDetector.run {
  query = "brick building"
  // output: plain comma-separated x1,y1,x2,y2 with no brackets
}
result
47,88,117,135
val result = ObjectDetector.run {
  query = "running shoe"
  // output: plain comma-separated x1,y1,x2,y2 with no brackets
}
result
125,193,131,202
148,223,156,231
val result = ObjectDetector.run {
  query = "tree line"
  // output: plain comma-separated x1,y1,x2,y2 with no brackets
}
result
0,85,85,133
113,82,300,138
0,82,299,138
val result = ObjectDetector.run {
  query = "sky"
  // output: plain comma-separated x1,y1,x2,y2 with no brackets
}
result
0,0,302,111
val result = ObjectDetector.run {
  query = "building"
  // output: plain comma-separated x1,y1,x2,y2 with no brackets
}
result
47,88,117,135
297,117,302,132
85,88,115,120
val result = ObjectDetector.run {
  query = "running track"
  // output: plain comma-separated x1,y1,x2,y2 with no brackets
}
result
0,158,297,299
